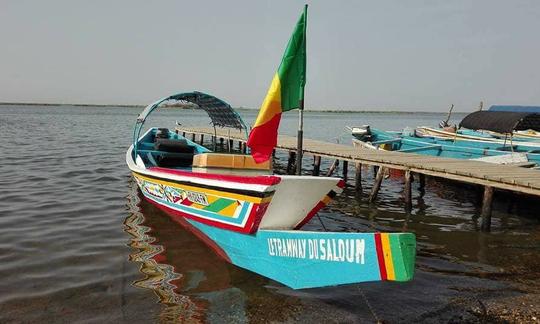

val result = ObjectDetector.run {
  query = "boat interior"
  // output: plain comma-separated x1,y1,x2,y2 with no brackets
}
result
134,128,272,175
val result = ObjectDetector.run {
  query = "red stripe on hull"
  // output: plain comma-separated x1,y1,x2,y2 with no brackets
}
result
294,200,327,230
148,167,281,186
337,179,346,188
374,233,387,280
145,198,231,262
293,182,342,230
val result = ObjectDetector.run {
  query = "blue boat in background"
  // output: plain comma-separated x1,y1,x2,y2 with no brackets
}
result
351,110,540,167
352,126,540,166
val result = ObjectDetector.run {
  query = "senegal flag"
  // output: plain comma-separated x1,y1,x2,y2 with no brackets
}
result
247,5,307,163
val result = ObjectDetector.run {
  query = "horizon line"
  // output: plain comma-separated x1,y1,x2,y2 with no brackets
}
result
0,101,471,114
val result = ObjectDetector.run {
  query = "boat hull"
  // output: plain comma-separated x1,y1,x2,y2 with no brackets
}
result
353,128,540,164
132,171,275,233
144,192,416,289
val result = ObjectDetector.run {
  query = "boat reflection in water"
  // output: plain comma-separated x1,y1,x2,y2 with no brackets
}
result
124,181,301,323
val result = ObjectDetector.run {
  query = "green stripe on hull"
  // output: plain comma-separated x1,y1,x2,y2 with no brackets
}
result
203,198,235,212
390,233,416,281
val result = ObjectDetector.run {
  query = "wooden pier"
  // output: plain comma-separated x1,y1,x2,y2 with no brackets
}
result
176,126,540,231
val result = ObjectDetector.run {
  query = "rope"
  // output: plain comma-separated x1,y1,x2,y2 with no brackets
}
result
316,214,328,231
357,286,383,323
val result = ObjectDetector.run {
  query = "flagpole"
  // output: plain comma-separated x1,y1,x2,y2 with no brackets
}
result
296,100,304,175
296,4,308,175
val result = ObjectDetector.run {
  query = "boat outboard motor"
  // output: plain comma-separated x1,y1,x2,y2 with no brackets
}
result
156,128,170,139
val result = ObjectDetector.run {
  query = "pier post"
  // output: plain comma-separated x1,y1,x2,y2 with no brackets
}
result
182,132,186,137
342,161,349,181
326,160,339,176
191,133,196,141
481,186,494,231
287,151,296,175
219,137,224,147
354,162,362,192
241,142,247,154
418,174,426,191
404,170,412,211
313,156,321,176
369,166,385,202
228,139,233,152
199,134,204,145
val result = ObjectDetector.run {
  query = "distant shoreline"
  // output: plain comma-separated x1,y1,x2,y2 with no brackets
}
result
0,102,467,114
0,102,143,108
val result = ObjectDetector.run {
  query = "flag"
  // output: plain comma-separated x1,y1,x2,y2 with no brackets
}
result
247,5,307,163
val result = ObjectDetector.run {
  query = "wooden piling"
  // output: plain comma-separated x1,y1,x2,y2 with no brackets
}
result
287,151,296,175
342,161,348,181
369,166,385,202
241,142,247,154
481,186,494,231
228,139,233,152
199,134,204,145
182,131,186,137
419,174,426,190
404,170,412,210
313,156,321,176
219,137,224,147
354,162,362,192
191,133,196,141
326,159,339,176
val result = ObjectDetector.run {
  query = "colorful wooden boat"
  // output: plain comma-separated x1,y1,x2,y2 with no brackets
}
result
127,7,415,289
351,126,540,165
415,127,540,146
127,92,416,289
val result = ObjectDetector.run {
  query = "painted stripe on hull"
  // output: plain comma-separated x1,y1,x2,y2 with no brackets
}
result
135,173,272,233
149,167,282,186
374,233,387,280
134,171,275,199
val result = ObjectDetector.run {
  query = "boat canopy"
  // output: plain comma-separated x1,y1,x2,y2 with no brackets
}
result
459,111,540,133
489,105,540,113
137,91,247,129
133,91,248,154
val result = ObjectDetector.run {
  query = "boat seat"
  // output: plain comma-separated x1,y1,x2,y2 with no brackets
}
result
154,138,195,153
192,153,271,170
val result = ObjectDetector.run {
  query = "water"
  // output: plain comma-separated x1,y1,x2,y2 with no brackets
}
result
1,104,538,323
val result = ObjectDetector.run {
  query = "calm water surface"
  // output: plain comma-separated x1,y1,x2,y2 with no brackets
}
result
1,105,538,323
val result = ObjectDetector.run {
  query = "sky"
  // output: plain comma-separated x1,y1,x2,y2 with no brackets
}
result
1,0,539,111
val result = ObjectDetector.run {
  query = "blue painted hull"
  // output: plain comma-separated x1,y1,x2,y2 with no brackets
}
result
142,190,416,289
360,128,540,164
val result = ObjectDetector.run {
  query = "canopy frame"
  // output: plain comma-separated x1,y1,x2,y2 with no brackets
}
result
133,91,248,157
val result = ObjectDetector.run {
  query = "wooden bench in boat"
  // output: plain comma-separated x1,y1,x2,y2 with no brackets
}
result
192,153,271,170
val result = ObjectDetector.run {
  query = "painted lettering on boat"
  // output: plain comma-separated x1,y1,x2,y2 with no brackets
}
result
184,191,209,206
267,238,365,264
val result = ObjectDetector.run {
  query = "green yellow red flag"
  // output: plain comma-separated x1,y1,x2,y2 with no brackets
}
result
247,5,307,163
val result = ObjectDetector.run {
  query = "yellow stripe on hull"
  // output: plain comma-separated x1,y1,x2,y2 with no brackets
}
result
133,172,273,204
381,233,396,280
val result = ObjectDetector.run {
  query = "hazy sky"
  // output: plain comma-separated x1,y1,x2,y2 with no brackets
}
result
1,1,539,111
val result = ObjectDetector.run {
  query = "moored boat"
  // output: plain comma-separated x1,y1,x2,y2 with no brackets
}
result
350,110,540,166
351,126,540,166
127,6,415,289
127,92,416,289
